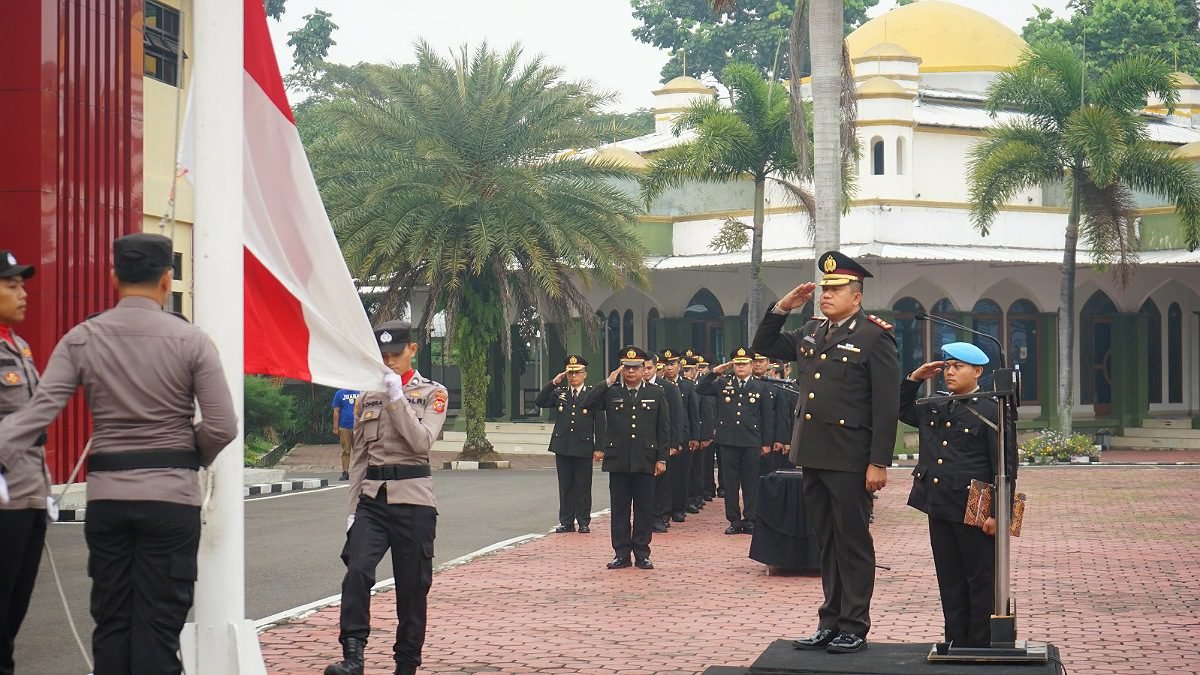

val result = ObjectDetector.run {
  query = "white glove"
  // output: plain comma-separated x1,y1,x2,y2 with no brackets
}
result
384,372,405,402
0,473,8,504
346,513,355,532
46,496,60,522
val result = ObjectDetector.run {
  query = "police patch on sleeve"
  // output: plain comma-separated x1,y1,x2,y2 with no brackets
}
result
432,390,448,414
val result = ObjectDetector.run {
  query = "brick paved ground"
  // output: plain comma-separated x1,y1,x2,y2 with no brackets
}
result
259,466,1200,674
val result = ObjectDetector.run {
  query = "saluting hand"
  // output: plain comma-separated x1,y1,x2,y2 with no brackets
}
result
552,370,568,386
778,282,818,312
908,360,946,382
608,367,622,386
712,361,733,375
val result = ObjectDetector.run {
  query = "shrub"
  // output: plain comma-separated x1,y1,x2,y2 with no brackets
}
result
1019,429,1097,463
244,376,298,441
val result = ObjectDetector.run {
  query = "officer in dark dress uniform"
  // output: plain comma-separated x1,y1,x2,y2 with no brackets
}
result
0,251,44,675
534,355,605,533
662,348,699,523
328,321,448,675
901,342,1018,648
751,353,786,474
752,251,900,654
767,360,799,473
644,353,682,533
681,351,709,512
695,347,774,535
693,354,720,500
579,347,669,569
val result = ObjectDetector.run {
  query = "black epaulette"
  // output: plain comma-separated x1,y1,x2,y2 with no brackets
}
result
169,311,191,323
85,310,108,321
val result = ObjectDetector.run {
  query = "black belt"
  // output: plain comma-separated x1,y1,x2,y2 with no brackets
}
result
88,449,200,472
365,464,431,481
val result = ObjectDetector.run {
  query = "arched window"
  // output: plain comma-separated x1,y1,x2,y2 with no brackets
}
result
871,136,885,176
1008,299,1039,404
971,298,1003,378
1080,292,1118,407
931,298,958,355
896,136,906,175
1140,299,1162,405
892,297,926,380
647,308,660,354
606,310,621,374
622,309,635,350
1168,302,1183,403
685,288,726,359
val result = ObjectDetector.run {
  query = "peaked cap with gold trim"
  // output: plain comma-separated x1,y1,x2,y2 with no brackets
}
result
817,250,873,287
729,346,753,364
619,345,650,366
563,354,589,372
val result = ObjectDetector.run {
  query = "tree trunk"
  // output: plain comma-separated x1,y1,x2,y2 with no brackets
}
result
454,276,500,461
810,0,843,290
1057,175,1081,436
748,178,766,339
788,0,811,176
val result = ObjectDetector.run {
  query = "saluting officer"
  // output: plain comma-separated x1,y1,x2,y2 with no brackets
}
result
752,250,900,654
0,250,45,675
579,346,669,570
327,321,448,675
751,353,787,474
0,234,239,675
534,355,605,534
696,347,774,535
770,361,799,472
643,353,682,533
681,351,709,512
661,348,699,523
694,353,721,500
901,342,1018,648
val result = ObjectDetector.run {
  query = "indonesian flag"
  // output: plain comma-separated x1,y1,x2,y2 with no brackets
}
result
181,0,388,391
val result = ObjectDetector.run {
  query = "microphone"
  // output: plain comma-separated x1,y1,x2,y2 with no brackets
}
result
915,312,1006,368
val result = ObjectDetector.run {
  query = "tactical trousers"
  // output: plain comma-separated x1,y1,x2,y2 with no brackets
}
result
929,516,995,647
0,509,46,675
719,445,760,525
803,468,875,637
608,471,654,560
668,449,691,515
84,500,200,675
340,490,436,667
554,454,593,528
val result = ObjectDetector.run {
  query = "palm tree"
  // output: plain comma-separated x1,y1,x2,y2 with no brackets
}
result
312,42,649,459
641,63,813,337
968,43,1200,435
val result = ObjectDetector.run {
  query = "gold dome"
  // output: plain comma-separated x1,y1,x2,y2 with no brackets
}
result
847,1,1027,73
1172,141,1200,161
588,146,650,170
856,76,914,98
856,42,921,64
1172,71,1200,89
653,76,715,96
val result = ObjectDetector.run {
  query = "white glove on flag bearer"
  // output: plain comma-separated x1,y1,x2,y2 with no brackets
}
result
0,472,9,504
384,373,405,402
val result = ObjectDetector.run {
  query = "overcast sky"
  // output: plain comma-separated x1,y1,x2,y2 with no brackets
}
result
266,0,1071,112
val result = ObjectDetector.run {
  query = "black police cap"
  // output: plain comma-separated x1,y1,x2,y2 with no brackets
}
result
564,355,589,371
113,233,173,283
619,345,650,365
817,250,873,287
0,251,34,279
374,320,414,353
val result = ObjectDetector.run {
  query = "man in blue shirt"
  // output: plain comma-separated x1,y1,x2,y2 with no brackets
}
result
332,389,360,481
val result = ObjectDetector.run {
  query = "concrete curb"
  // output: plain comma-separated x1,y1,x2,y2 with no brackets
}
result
441,460,511,470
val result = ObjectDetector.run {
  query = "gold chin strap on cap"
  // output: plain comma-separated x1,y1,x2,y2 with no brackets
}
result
818,273,858,287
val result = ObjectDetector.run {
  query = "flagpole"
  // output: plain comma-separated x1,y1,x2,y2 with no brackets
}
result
184,0,266,672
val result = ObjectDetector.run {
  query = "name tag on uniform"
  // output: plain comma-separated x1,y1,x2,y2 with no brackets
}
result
837,343,861,353
0,358,15,367
802,335,816,344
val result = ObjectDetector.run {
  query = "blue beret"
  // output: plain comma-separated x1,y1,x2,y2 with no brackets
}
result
941,342,989,366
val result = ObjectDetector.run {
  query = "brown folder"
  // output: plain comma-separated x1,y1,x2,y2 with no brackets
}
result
964,478,1026,537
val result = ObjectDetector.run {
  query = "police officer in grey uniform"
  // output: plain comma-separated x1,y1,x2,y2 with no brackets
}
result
327,321,448,675
579,346,669,570
752,251,900,654
901,342,1018,647
0,233,239,675
534,355,605,533
695,347,774,535
0,251,45,675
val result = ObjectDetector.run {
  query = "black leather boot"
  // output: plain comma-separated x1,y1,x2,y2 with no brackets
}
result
394,663,418,675
324,637,366,675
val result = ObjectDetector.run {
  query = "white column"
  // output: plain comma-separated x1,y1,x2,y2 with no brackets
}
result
183,0,266,672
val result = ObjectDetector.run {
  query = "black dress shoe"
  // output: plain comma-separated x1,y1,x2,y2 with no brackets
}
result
704,495,714,502
724,524,742,535
634,558,654,569
740,522,755,534
686,505,700,514
716,488,725,498
670,513,686,523
826,632,867,653
554,525,574,533
792,628,837,650
653,522,668,533
578,525,591,533
606,556,632,569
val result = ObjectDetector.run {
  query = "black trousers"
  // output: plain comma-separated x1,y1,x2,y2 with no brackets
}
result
803,468,875,637
719,445,761,525
929,516,995,647
653,470,671,522
608,471,655,560
714,447,725,492
340,491,436,667
702,445,717,497
0,509,46,675
84,500,200,675
687,447,704,503
554,454,593,528
668,449,691,515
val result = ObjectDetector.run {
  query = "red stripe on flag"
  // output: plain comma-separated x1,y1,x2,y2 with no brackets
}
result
243,0,295,124
245,248,312,381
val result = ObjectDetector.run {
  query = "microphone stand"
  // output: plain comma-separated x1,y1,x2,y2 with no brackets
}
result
916,314,1049,664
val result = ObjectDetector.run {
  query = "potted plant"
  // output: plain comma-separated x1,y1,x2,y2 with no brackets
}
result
1019,429,1099,464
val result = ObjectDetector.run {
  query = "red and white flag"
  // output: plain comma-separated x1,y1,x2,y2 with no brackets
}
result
181,0,387,391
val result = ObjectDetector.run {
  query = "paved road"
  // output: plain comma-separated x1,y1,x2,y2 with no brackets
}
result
16,467,610,675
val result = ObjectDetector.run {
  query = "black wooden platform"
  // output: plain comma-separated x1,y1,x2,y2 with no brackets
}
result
703,640,1061,675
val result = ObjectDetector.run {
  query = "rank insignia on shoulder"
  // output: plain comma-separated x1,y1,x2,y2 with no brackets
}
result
3,371,23,385
867,314,893,330
21,347,33,359
432,390,448,414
